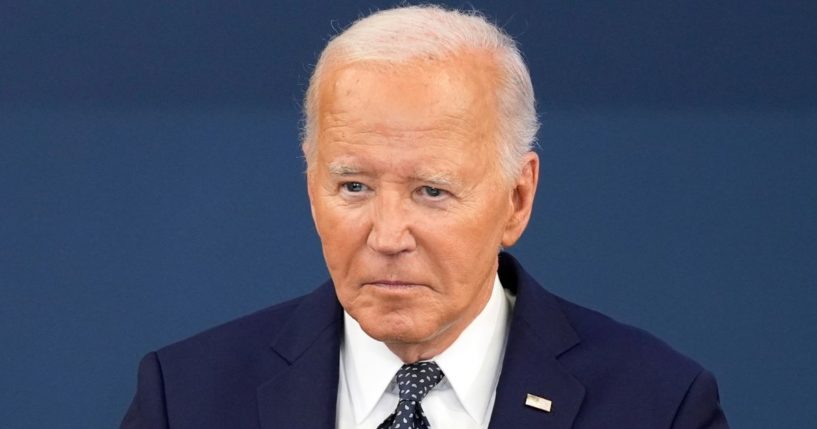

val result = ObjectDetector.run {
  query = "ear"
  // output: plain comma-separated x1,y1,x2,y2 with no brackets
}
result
306,169,318,225
501,151,539,247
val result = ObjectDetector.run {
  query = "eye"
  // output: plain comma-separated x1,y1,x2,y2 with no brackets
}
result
420,186,445,198
342,182,366,193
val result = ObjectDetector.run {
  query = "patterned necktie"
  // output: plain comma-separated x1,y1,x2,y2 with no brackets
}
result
378,361,445,429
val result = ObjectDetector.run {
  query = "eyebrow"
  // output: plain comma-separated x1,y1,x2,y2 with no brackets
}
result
327,163,362,176
411,171,457,188
327,162,460,188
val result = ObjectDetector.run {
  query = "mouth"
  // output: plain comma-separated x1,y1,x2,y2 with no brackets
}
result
364,280,426,290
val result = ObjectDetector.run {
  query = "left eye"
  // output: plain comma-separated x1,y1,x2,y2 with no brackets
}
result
421,186,444,198
342,182,366,193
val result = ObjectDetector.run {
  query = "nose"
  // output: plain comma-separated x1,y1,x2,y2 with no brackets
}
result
367,191,417,255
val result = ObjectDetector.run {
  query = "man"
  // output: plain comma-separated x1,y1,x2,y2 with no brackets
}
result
122,5,728,428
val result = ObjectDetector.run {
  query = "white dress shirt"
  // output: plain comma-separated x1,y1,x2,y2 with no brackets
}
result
336,275,513,429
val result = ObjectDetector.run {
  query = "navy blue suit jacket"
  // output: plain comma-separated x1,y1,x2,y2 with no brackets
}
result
122,253,728,428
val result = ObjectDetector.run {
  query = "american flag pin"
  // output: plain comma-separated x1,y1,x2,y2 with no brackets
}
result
525,393,553,413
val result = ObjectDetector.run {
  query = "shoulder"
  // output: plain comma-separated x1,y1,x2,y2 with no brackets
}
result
128,284,340,426
501,252,727,426
153,281,340,381
502,252,705,388
556,295,703,380
553,296,724,426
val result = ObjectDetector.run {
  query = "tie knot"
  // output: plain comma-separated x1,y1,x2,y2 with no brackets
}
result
395,361,444,402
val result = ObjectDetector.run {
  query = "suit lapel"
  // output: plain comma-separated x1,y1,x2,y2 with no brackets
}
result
489,253,586,429
257,283,343,429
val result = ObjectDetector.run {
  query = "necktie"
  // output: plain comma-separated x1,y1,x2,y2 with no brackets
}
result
378,361,445,429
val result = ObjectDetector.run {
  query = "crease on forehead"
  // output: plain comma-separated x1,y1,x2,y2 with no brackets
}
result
322,111,472,134
320,102,483,148
320,122,478,150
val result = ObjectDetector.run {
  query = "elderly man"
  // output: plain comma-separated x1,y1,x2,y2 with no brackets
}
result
122,5,728,429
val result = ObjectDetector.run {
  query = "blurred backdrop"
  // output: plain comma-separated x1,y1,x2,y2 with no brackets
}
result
2,1,816,427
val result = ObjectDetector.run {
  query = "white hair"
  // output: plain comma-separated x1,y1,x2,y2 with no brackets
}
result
301,4,539,182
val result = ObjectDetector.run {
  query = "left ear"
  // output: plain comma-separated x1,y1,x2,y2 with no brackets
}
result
501,151,539,247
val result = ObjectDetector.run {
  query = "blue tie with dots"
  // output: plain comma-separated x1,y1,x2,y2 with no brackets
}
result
378,361,445,429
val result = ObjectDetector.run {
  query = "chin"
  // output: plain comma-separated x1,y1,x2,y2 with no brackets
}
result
358,313,436,345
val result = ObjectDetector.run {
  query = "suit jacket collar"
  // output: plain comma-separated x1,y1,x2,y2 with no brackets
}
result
257,283,343,429
488,252,585,428
258,253,585,428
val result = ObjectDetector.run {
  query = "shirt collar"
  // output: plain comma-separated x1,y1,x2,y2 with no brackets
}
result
341,274,512,425
435,275,511,424
341,312,404,424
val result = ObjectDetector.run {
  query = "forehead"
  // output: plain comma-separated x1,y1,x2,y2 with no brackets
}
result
316,54,500,154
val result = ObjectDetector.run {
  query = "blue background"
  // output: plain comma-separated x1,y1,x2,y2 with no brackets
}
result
2,1,815,427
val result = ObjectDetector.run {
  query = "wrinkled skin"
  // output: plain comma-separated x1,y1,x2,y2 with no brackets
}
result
307,54,538,362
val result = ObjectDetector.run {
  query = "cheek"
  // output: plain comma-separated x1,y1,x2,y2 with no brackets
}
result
435,202,508,250
315,203,369,268
314,199,356,239
423,202,507,279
